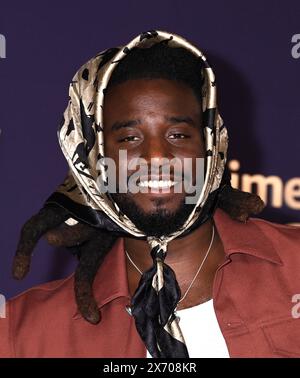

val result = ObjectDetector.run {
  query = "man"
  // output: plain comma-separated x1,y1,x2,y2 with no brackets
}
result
1,30,300,358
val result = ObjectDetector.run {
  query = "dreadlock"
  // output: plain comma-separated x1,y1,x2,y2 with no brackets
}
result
13,42,265,324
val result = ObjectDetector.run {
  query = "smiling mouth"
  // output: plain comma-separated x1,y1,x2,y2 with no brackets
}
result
134,178,184,196
137,179,178,189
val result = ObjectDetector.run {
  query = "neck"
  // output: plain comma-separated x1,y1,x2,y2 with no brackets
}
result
124,217,226,310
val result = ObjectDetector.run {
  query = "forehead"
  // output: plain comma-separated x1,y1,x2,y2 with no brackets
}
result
103,78,202,117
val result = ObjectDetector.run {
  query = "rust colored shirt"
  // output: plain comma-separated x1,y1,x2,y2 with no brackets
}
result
1,209,300,358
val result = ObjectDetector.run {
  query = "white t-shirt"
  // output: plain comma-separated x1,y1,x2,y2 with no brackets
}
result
146,299,230,358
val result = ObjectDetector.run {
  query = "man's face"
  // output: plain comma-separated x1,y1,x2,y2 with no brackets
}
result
103,78,205,236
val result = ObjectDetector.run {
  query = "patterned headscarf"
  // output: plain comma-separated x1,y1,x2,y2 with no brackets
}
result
46,30,228,357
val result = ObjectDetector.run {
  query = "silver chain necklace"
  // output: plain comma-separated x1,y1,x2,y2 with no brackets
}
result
125,224,215,305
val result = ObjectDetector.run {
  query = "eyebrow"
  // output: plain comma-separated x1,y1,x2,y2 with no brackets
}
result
110,115,197,132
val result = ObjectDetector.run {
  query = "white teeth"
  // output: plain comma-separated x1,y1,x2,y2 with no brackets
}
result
138,180,176,188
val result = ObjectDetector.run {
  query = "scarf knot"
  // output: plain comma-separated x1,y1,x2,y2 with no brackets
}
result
130,238,189,358
150,244,166,261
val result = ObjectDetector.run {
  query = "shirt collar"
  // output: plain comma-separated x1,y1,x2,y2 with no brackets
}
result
73,208,282,318
72,237,130,319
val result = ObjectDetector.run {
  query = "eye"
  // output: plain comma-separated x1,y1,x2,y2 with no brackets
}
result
168,133,190,139
119,136,140,143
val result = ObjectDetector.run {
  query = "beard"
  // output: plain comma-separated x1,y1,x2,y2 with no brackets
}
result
110,193,194,238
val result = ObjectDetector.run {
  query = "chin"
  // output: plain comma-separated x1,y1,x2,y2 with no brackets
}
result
110,190,193,234
133,193,186,214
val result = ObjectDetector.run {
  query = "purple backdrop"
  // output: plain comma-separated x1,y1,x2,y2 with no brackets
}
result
0,0,299,299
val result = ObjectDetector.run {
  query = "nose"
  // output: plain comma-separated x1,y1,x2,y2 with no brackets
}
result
140,136,174,163
131,134,185,181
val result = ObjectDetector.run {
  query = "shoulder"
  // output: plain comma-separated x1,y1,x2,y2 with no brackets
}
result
249,216,300,263
0,274,76,357
251,216,300,243
8,273,76,321
215,208,300,253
